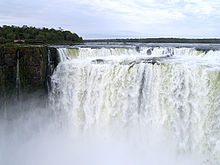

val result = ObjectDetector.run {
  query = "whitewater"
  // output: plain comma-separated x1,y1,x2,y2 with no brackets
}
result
1,43,220,165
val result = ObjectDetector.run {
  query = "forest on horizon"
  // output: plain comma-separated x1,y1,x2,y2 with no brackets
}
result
0,25,83,44
1,25,220,45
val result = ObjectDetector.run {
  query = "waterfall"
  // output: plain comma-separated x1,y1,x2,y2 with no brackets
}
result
46,48,51,93
57,48,69,62
56,46,220,61
16,49,20,100
50,46,220,164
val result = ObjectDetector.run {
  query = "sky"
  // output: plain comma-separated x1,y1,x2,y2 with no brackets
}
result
0,0,220,39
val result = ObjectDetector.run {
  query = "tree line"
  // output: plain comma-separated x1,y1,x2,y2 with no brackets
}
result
85,38,220,44
0,25,83,44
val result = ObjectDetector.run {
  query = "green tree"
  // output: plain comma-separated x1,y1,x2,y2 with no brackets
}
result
6,33,16,40
0,25,83,44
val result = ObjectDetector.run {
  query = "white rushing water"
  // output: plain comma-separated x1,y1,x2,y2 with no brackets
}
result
49,46,220,165
16,50,20,99
2,45,220,165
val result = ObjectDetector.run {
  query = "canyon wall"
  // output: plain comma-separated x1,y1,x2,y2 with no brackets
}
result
0,46,59,110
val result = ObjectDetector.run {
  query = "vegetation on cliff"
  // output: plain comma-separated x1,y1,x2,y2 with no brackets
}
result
0,25,83,44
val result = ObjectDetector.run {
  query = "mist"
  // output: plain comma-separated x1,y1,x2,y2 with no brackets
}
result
0,98,204,165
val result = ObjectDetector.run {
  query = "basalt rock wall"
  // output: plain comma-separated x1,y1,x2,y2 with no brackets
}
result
0,46,59,111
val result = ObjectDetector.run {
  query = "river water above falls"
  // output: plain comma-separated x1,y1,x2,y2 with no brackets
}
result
1,43,220,165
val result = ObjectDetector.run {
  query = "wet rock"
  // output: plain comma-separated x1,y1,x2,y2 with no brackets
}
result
0,46,59,110
91,59,105,64
147,49,152,55
135,46,140,53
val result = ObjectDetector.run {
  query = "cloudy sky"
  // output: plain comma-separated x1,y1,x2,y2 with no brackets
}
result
0,0,220,38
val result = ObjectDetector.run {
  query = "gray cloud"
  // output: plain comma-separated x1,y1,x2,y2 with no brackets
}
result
0,0,219,38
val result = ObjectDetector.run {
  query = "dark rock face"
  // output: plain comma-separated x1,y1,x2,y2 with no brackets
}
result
19,47,47,93
0,48,17,101
0,46,59,111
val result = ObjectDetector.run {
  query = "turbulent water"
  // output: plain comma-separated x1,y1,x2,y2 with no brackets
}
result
1,43,220,165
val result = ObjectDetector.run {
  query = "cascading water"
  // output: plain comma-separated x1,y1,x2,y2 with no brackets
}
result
2,44,220,165
49,45,220,164
46,48,51,93
16,49,20,100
